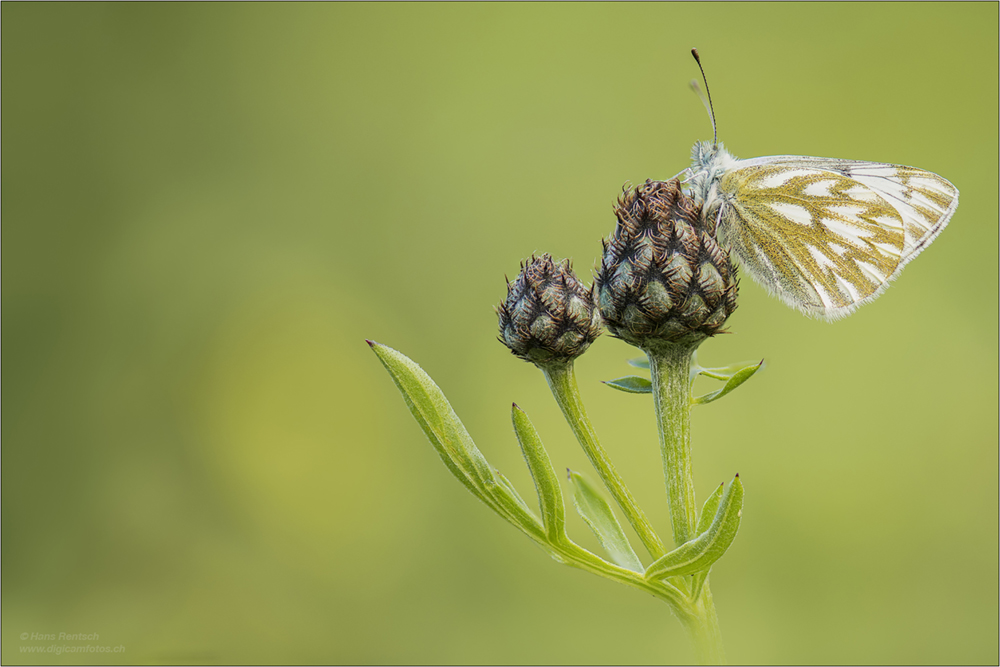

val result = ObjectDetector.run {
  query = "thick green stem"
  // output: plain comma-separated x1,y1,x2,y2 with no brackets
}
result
680,587,726,665
647,342,726,664
647,343,699,546
542,363,667,561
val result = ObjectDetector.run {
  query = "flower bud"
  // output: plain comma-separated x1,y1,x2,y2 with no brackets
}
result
595,179,738,348
498,254,602,365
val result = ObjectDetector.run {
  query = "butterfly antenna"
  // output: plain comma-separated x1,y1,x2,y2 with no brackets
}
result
691,48,717,146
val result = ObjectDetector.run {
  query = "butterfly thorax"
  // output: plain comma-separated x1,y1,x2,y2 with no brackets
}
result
688,141,737,207
688,142,738,219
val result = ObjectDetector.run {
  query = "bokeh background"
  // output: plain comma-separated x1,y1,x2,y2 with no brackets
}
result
3,3,997,665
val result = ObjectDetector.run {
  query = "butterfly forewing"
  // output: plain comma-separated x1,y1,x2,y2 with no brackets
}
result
714,159,957,320
736,156,958,256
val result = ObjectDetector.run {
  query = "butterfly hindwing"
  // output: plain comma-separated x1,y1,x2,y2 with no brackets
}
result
706,156,957,320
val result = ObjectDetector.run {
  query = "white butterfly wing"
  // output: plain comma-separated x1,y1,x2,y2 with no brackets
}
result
711,156,958,320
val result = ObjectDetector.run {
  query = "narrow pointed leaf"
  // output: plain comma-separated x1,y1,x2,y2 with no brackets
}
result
645,475,744,580
693,361,764,405
627,356,650,369
369,342,493,490
569,470,643,572
696,483,725,534
512,404,566,542
603,375,653,394
369,341,543,535
695,360,763,381
688,482,724,600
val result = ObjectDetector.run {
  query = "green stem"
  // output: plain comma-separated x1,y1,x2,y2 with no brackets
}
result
646,342,726,664
647,343,698,545
679,586,726,664
542,363,667,561
556,535,723,664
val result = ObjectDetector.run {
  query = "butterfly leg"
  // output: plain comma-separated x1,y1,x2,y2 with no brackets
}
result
712,204,725,235
670,167,693,183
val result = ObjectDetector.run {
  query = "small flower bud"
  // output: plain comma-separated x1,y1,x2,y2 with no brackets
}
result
498,254,602,366
595,179,738,348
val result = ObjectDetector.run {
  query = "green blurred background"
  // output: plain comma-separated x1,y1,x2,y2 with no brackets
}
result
3,3,997,665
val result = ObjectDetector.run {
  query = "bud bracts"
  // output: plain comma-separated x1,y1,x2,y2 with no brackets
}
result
498,254,602,365
596,179,738,348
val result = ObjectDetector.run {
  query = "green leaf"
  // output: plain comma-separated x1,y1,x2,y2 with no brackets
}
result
512,404,566,542
645,475,744,581
369,341,543,535
696,483,725,534
603,375,653,394
627,355,650,369
692,360,760,381
688,482,725,599
569,470,643,572
692,361,764,405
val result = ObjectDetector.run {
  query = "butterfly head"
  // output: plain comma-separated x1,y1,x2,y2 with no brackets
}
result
686,50,738,219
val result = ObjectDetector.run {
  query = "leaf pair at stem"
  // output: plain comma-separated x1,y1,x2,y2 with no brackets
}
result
645,475,744,597
515,388,745,586
605,356,764,405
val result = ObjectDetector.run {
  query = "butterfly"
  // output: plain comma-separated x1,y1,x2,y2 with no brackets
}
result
682,50,958,321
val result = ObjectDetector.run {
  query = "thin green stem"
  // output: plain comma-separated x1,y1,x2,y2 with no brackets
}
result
542,363,667,561
646,342,726,664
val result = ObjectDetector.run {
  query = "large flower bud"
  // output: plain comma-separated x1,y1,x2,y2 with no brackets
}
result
595,179,738,348
497,254,602,366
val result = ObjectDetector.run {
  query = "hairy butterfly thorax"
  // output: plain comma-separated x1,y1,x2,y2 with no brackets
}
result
688,141,737,230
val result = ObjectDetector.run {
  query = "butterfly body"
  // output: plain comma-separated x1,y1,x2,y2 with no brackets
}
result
686,141,958,321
